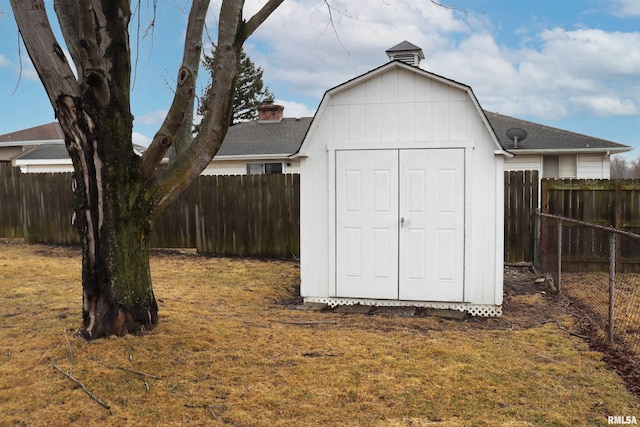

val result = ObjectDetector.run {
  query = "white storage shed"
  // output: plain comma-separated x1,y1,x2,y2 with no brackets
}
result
295,43,511,316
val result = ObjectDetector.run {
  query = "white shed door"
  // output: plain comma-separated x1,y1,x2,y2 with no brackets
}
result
398,149,464,301
335,150,399,299
336,149,464,302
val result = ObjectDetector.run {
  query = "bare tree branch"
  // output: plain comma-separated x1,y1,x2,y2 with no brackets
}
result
53,0,82,80
141,0,210,179
243,0,284,39
149,0,288,215
52,363,111,410
9,0,81,104
78,0,110,106
148,0,245,215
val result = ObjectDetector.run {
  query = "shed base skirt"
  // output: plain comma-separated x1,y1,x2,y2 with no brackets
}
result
303,297,502,317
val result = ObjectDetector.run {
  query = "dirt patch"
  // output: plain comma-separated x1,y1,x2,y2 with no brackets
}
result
499,265,567,328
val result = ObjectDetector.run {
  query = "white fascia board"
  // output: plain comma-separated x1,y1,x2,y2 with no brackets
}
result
212,154,291,161
13,158,72,166
510,147,632,155
0,140,65,147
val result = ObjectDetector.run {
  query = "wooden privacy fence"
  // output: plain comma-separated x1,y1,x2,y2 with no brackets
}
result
0,164,23,238
151,174,300,258
504,175,640,264
504,170,539,263
6,161,640,263
0,163,300,258
540,178,640,271
541,179,640,233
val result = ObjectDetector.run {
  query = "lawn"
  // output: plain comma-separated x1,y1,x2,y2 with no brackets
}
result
0,241,638,426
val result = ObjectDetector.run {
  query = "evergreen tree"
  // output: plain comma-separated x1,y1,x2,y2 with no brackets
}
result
199,48,274,126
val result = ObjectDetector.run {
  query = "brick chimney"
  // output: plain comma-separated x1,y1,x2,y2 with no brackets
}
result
258,99,284,122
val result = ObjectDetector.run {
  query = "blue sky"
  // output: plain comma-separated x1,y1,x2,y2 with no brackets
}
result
1,0,639,156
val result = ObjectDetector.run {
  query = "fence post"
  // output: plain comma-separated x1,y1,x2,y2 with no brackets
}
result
608,232,616,345
557,219,562,294
533,210,540,269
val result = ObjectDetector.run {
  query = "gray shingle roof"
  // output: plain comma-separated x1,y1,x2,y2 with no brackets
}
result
0,122,64,143
16,144,68,160
216,117,313,157
484,110,630,152
9,110,630,163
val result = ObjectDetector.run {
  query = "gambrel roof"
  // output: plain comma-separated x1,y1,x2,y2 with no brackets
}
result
296,60,509,156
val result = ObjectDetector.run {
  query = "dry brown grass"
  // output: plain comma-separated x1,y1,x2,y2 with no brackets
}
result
1,241,639,426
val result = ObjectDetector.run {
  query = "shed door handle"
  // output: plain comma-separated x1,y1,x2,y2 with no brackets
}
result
400,217,405,228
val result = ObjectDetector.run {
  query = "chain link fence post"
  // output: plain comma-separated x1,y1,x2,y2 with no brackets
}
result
609,232,616,345
557,219,562,295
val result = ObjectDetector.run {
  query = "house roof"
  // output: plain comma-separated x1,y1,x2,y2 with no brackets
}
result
485,111,631,154
14,144,69,160
6,102,631,165
0,122,64,146
216,117,314,158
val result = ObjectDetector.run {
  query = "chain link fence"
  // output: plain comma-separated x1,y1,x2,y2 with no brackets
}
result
536,212,640,357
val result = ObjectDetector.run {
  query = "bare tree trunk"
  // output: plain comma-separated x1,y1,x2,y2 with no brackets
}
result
56,93,158,339
10,0,284,339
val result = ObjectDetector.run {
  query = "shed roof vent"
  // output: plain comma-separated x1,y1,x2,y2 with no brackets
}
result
385,41,425,66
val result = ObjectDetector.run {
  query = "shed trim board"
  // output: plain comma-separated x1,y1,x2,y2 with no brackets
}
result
303,297,502,317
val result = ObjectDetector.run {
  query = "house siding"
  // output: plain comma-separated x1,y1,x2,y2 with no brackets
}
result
577,153,610,179
201,159,301,176
505,153,610,179
504,154,542,173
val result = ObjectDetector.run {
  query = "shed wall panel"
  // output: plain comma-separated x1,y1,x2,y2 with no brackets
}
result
415,102,433,140
382,104,398,141
349,104,366,142
365,77,382,103
398,103,416,142
382,71,398,103
398,69,415,102
433,102,449,140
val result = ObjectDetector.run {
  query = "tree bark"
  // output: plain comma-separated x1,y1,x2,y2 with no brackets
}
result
10,0,284,339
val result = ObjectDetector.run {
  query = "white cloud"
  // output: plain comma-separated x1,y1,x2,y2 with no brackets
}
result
426,26,640,120
245,0,469,101
570,95,638,116
611,0,640,17
132,132,152,147
277,99,316,118
0,54,9,67
135,109,168,125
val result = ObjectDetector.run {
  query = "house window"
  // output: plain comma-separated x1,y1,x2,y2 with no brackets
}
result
246,162,283,175
543,156,558,178
543,155,576,178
